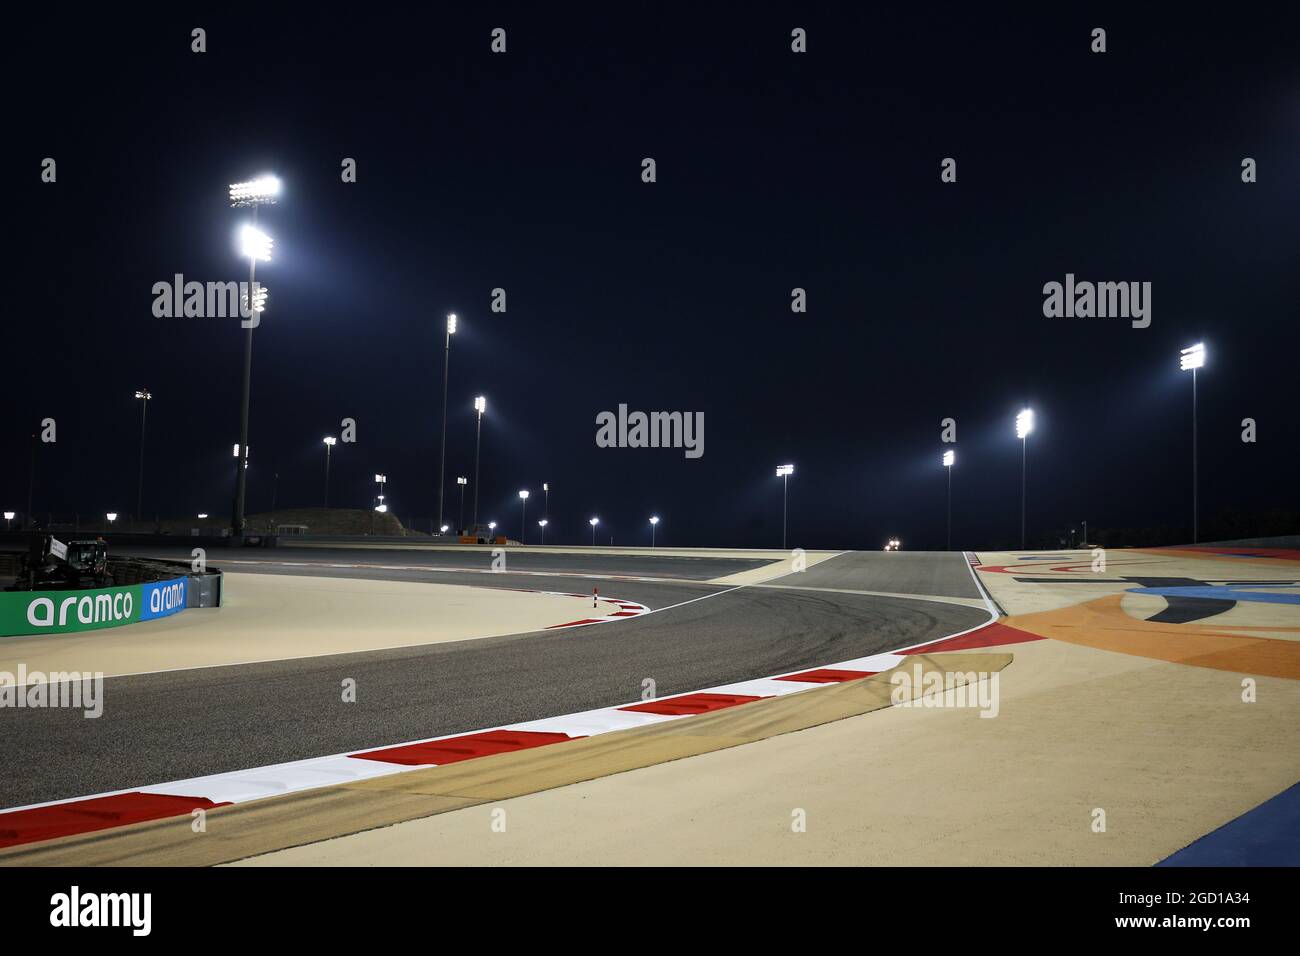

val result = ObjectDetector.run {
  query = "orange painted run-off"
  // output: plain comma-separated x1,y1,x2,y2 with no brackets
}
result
351,729,579,766
1004,593,1300,679
620,692,764,716
0,792,228,850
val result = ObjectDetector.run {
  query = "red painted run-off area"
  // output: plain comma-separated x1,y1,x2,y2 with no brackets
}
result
901,622,1043,654
0,793,228,850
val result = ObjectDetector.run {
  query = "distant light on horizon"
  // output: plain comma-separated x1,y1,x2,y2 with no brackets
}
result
943,450,955,467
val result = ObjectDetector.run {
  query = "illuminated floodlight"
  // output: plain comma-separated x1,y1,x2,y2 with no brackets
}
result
538,519,548,527
228,176,281,207
649,516,659,525
323,436,337,446
457,476,467,486
240,225,274,262
474,395,487,414
542,482,548,492
106,513,118,523
1015,408,1034,440
3,512,15,520
232,443,250,458
440,524,449,533
488,521,497,530
775,464,794,477
1180,342,1206,371
589,517,599,526
943,450,955,467
135,389,152,401
518,490,529,500
197,513,209,519
375,474,387,484
375,504,388,513
242,285,269,313
447,313,457,335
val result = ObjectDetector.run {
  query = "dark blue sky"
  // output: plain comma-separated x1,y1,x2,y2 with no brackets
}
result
10,8,1299,548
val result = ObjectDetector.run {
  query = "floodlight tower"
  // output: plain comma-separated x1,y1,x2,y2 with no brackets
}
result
1180,343,1206,542
649,515,660,547
228,174,280,539
1016,409,1034,549
456,476,468,532
518,489,529,542
323,436,337,506
538,518,548,545
472,396,487,525
942,449,955,550
134,388,151,526
436,313,457,533
775,464,795,549
589,516,599,546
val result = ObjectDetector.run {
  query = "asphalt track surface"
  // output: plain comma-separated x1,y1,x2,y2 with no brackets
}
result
0,551,989,809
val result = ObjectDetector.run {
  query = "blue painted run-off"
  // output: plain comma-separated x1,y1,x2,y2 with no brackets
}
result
1128,584,1300,606
1158,781,1300,866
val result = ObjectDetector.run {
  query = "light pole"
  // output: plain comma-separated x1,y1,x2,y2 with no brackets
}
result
488,521,497,541
472,396,486,526
373,473,387,532
437,313,457,532
456,476,468,532
106,512,118,528
775,464,794,549
3,511,13,531
942,449,955,550
538,518,548,545
1180,343,1205,543
1016,408,1034,549
323,436,337,507
518,489,529,543
589,516,599,546
543,482,549,523
649,515,659,547
134,388,151,528
228,175,279,540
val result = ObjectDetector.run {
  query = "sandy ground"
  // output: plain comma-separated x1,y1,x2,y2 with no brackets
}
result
234,635,1300,866
0,572,626,679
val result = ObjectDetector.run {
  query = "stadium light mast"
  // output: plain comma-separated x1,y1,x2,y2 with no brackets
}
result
134,388,152,527
4,511,14,531
323,436,337,507
456,476,468,532
472,395,486,525
1180,343,1206,543
775,464,794,549
228,175,279,541
543,482,549,523
649,515,660,547
589,516,599,546
436,313,457,535
1016,408,1034,549
518,489,529,543
942,449,955,550
538,518,548,545
374,474,387,514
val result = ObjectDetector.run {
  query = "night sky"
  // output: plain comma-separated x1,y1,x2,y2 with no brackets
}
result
10,9,1299,549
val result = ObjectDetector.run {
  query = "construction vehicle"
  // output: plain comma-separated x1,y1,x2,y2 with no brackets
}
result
6,534,111,591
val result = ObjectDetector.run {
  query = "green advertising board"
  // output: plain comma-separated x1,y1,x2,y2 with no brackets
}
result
0,577,188,637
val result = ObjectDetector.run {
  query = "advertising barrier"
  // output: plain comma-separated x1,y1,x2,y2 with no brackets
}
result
0,577,188,637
